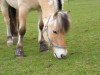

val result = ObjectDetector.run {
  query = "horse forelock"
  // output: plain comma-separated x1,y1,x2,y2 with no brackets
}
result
56,11,70,33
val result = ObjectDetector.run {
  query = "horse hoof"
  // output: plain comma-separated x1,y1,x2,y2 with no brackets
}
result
15,49,24,57
7,40,13,47
40,43,48,52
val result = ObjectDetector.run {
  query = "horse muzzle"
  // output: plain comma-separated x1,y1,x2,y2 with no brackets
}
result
53,47,68,59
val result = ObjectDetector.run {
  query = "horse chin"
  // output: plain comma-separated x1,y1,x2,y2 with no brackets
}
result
53,47,68,59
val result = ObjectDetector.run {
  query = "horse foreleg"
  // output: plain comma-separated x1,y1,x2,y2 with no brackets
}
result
38,14,48,52
15,7,28,57
1,5,13,46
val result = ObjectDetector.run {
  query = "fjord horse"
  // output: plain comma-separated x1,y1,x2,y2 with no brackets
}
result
0,0,70,59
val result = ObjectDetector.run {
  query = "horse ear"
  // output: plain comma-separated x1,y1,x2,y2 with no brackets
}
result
53,11,58,19
64,10,70,14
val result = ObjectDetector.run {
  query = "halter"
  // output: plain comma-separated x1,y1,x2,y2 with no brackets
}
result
42,15,66,49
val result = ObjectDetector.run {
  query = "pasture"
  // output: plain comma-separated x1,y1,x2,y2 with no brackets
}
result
0,0,100,75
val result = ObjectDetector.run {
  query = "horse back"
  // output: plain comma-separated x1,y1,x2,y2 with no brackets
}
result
1,0,40,10
18,0,40,10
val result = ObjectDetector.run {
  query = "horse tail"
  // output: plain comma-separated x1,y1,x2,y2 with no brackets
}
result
8,5,18,36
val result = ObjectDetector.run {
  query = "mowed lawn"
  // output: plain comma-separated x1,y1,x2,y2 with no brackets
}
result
0,0,100,75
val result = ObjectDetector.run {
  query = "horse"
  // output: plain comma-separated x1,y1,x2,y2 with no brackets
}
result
0,0,70,59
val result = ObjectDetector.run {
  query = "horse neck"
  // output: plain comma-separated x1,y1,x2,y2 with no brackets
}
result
38,0,63,26
39,0,58,18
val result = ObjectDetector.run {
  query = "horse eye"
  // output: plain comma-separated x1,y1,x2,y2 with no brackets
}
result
53,31,57,34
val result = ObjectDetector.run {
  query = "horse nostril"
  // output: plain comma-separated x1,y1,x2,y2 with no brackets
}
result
61,54,66,59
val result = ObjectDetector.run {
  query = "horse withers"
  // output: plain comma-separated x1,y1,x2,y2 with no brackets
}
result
0,0,70,59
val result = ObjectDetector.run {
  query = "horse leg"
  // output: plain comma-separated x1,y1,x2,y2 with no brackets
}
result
38,14,48,52
1,5,13,46
15,6,28,56
8,5,18,45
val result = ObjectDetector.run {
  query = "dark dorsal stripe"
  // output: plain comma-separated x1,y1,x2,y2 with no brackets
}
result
58,0,62,10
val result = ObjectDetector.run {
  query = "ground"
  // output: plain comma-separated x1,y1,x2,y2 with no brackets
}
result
0,0,100,75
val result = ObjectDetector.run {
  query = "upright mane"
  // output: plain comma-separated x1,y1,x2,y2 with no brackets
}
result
53,0,64,11
57,0,62,10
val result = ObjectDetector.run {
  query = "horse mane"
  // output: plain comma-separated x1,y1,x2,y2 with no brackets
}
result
57,0,62,10
53,0,64,11
56,11,70,33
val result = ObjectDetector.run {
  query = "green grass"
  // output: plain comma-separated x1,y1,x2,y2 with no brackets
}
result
0,0,100,75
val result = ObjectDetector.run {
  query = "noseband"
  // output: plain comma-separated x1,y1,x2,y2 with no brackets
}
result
42,15,66,49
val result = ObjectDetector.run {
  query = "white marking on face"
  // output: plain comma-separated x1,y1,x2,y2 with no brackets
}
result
53,47,68,58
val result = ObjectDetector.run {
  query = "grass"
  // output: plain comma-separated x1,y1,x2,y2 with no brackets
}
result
0,0,100,75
